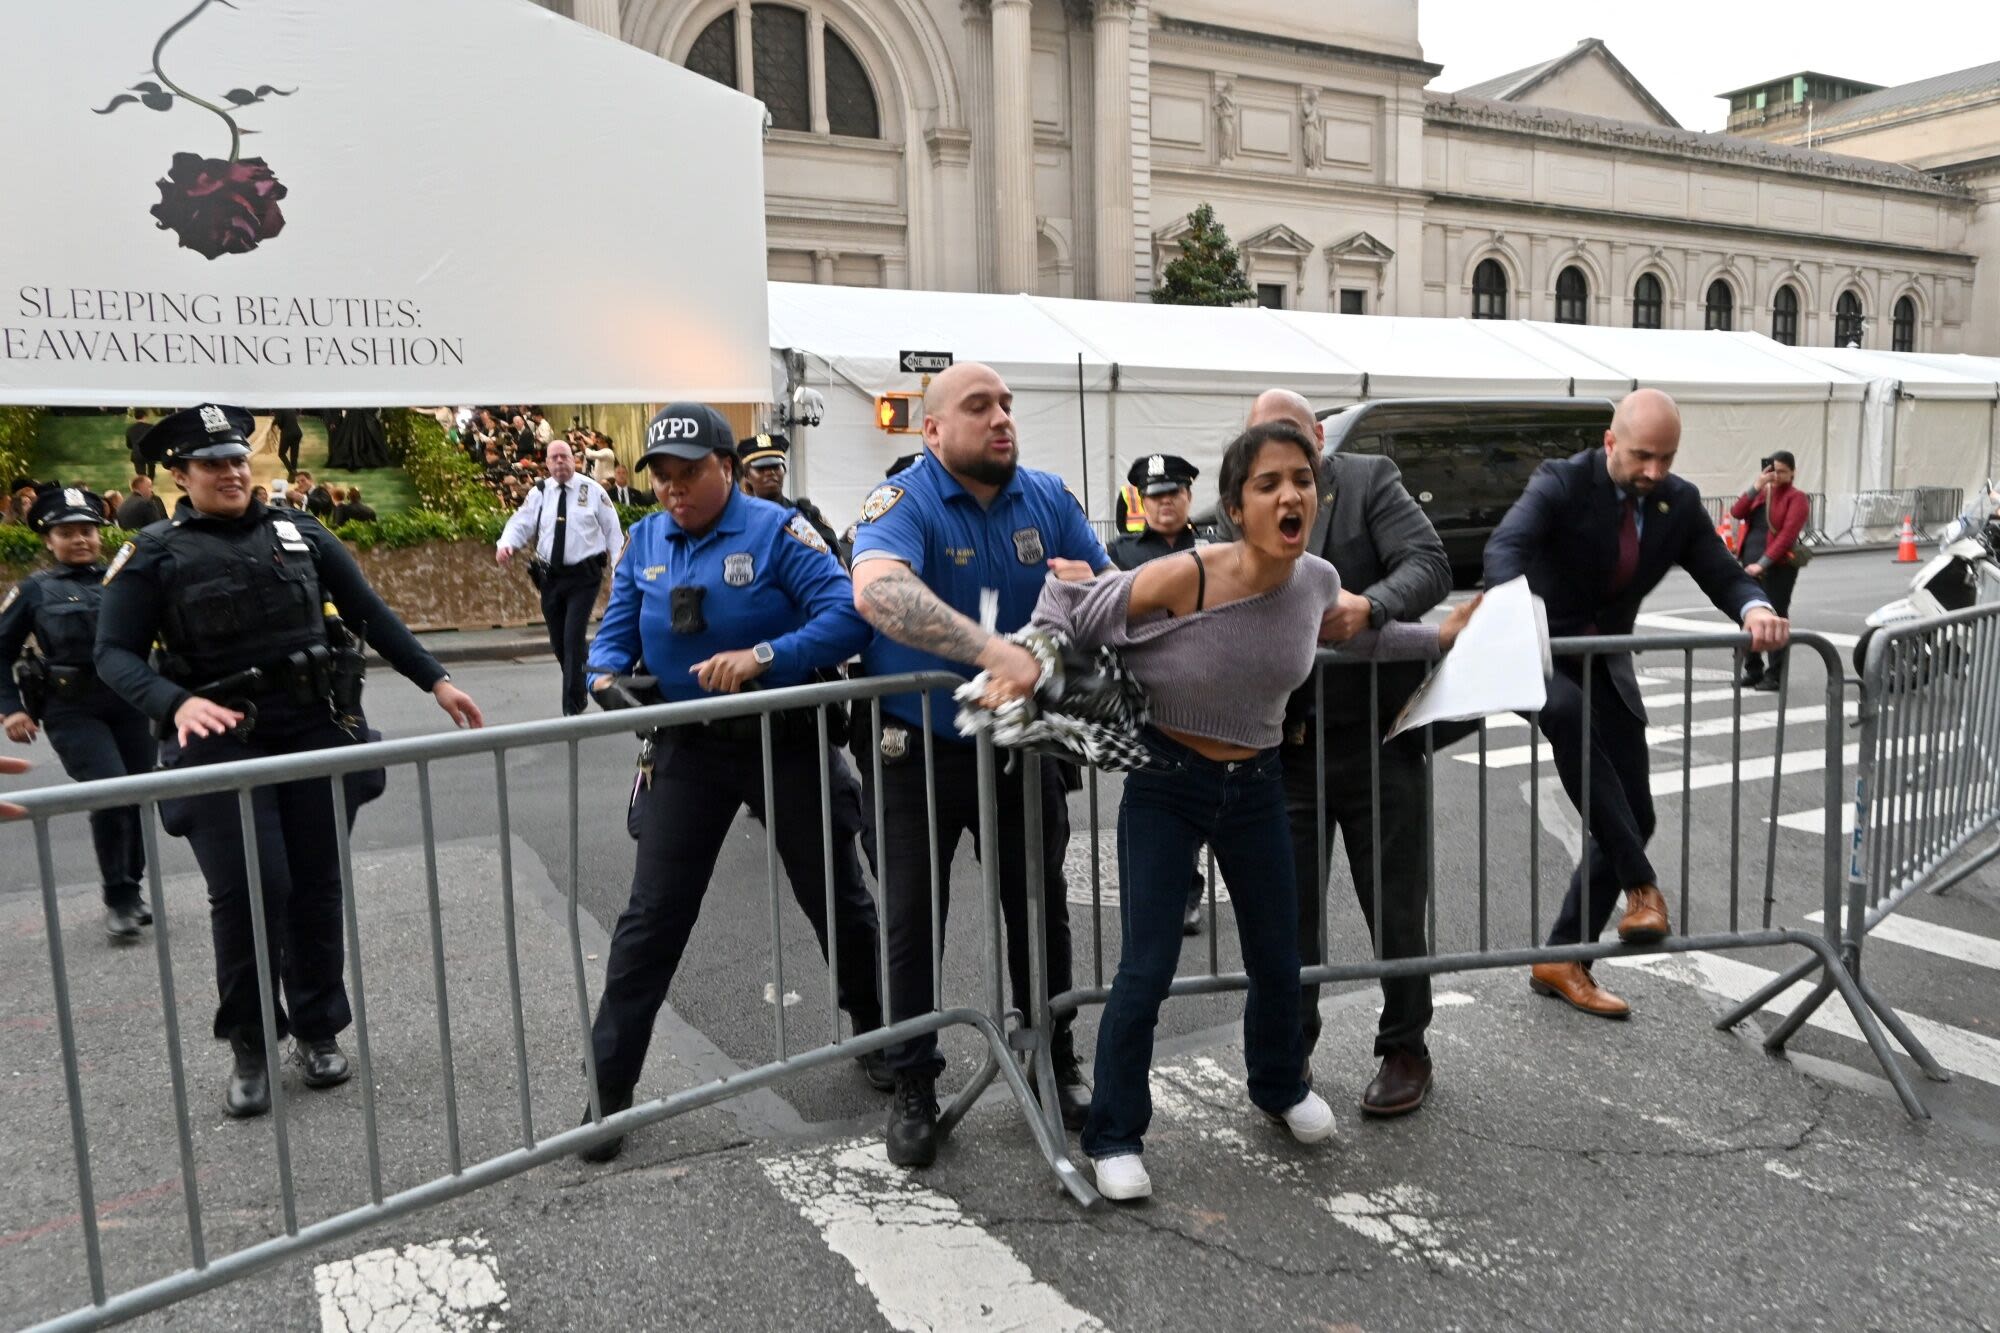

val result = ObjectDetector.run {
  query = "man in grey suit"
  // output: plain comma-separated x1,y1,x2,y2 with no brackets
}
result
1221,389,1452,1117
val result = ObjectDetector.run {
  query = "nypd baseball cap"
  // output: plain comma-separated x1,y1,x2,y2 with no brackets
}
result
640,403,736,465
144,403,254,465
27,482,108,531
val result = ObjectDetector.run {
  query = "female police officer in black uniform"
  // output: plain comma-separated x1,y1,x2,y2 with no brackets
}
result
95,404,484,1118
576,403,885,1162
0,483,157,942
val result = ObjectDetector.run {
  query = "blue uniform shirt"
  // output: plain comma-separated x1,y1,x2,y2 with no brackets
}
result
587,490,869,703
851,452,1109,736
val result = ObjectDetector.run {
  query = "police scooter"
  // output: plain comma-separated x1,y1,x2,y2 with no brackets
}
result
1854,482,2000,683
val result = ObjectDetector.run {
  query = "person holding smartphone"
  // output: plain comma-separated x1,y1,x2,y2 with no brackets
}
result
1728,450,1808,692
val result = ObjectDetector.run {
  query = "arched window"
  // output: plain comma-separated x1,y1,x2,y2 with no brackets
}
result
1772,283,1799,346
1704,279,1734,331
1472,258,1507,320
1555,265,1589,324
1834,289,1865,347
1893,295,1917,353
682,4,882,141
1632,272,1663,330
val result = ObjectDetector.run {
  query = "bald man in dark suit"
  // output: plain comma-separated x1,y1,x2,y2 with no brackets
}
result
1484,389,1789,1018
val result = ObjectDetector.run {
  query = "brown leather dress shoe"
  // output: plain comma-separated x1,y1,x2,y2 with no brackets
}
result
1617,885,1671,945
1528,962,1630,1019
1359,1050,1433,1118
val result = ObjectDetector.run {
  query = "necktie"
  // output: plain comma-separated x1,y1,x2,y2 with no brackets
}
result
1612,495,1639,593
550,481,569,570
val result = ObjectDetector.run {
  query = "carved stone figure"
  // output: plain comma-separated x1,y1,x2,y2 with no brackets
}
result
1214,80,1237,161
1300,87,1322,168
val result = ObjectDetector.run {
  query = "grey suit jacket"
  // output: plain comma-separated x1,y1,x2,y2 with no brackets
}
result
1214,451,1451,729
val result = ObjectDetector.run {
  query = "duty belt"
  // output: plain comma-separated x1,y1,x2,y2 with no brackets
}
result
655,708,819,749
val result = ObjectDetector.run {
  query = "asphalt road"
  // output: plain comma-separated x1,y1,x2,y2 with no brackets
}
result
6,547,2000,1331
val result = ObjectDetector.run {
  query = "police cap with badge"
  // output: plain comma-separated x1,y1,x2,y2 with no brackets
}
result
641,402,736,466
27,482,109,532
1129,453,1198,496
736,431,790,473
141,403,255,466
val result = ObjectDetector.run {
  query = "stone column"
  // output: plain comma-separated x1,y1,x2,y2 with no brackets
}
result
813,250,838,286
962,0,996,290
1091,0,1133,301
989,0,1037,294
571,0,622,39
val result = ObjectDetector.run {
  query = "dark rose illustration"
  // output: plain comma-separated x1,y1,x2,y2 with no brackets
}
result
100,1,297,260
150,153,288,259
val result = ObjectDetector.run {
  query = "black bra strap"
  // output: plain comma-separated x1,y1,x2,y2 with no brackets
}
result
1190,549,1206,612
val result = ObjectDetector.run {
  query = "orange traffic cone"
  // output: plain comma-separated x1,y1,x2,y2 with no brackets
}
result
1895,514,1920,563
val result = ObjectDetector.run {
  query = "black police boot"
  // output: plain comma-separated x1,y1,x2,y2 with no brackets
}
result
577,1087,635,1164
224,1037,271,1119
851,1017,895,1093
1045,1031,1092,1131
885,1073,940,1168
104,903,145,944
292,1038,351,1089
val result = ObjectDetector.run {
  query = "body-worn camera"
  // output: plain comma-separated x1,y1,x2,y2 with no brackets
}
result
670,585,707,634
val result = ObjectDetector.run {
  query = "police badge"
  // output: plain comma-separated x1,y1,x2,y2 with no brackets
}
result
1012,526,1045,564
880,724,909,760
723,552,756,586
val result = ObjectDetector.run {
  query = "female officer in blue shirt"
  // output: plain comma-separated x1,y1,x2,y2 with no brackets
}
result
577,403,885,1162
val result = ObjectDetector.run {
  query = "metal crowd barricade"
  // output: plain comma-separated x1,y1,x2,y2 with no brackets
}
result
10,672,1092,1333
1027,628,1937,1145
1737,603,2000,1082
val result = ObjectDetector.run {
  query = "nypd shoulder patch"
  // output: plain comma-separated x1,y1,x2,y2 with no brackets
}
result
103,541,135,585
785,513,831,555
859,484,905,524
0,585,17,614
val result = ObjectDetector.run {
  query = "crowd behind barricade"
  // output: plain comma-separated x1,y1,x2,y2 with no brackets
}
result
2,374,1805,1218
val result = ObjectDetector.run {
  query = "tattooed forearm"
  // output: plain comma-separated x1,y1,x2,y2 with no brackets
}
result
856,564,993,665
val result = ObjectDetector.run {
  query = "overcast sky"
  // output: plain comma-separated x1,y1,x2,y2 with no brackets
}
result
1417,0,2000,132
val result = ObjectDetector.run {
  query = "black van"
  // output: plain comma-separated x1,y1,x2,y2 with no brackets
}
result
1321,397,1616,587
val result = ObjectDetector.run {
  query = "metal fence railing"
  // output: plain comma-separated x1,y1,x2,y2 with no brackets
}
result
7,673,1089,1333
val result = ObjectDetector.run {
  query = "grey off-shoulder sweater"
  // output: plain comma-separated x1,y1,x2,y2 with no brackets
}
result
1030,553,1439,750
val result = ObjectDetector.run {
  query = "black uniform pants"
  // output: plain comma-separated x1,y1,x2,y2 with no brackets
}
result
277,432,301,479
1538,661,1656,948
43,692,156,909
1283,721,1433,1061
159,706,383,1045
540,568,599,716
861,741,1075,1080
591,724,883,1096
1743,559,1798,682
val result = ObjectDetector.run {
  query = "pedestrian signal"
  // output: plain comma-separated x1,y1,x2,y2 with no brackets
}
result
875,394,920,433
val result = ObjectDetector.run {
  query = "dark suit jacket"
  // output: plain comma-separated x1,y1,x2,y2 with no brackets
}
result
1483,448,1763,716
1218,450,1452,728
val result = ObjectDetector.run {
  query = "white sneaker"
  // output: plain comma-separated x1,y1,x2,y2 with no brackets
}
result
1093,1153,1152,1201
1276,1090,1336,1144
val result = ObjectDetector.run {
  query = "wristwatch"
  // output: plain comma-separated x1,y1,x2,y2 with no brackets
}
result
751,642,775,667
1366,596,1389,631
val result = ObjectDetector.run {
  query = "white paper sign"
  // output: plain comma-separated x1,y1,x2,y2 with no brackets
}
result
0,0,771,407
1389,576,1551,739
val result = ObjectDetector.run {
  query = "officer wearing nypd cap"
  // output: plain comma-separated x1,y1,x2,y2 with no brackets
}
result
575,402,887,1163
1108,454,1202,572
736,431,841,556
0,483,157,942
95,403,484,1120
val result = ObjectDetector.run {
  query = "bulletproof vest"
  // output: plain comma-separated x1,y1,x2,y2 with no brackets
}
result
154,513,328,682
28,568,104,668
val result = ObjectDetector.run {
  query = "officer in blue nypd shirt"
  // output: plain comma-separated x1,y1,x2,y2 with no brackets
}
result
848,360,1110,1169
574,403,887,1163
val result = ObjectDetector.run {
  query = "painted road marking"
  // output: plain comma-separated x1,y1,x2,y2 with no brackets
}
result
1604,949,2000,1088
1476,687,1781,733
762,1140,1110,1333
1804,911,2000,973
314,1234,508,1333
1466,704,1854,769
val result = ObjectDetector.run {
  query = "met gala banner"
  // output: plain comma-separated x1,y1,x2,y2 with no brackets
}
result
0,0,773,407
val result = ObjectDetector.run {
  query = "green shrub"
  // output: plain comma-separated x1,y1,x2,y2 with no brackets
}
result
388,409,500,520
331,509,507,551
0,407,42,491
0,522,137,571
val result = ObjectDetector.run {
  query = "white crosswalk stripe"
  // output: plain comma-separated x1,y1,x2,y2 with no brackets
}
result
1803,910,2000,972
1604,949,2000,1089
1464,704,1854,770
1477,686,1783,733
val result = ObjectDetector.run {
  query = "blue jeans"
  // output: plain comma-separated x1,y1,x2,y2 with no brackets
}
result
1082,729,1308,1160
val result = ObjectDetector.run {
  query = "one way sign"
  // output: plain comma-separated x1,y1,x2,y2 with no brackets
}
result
899,350,953,374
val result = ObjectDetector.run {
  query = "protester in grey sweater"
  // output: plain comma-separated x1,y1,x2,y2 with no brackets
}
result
1024,420,1476,1203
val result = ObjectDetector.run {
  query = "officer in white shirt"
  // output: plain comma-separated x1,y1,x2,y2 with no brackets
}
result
496,440,624,714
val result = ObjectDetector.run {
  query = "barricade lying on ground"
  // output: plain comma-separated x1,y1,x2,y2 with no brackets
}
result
7,623,1972,1330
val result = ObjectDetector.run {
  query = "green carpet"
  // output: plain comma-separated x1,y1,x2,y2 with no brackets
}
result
28,413,417,515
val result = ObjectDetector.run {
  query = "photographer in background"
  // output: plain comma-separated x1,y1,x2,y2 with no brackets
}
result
1729,450,1808,693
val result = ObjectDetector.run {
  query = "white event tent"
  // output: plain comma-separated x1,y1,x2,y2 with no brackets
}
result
775,282,1996,531
0,0,771,407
